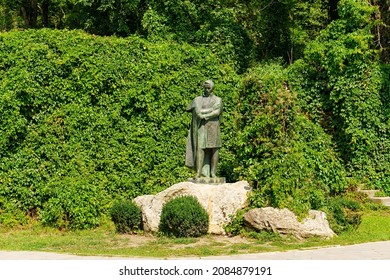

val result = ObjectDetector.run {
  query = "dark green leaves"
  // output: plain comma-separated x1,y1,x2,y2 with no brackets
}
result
0,29,239,229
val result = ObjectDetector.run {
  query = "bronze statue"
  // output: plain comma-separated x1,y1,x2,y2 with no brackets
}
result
185,80,222,179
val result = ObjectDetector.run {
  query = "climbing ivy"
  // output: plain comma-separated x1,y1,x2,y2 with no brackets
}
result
231,62,348,216
289,0,390,192
0,29,240,228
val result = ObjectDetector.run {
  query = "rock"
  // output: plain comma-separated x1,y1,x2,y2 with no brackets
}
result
243,207,335,239
134,180,251,234
301,210,336,238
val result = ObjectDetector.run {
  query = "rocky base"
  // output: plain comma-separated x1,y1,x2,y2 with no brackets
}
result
134,180,251,234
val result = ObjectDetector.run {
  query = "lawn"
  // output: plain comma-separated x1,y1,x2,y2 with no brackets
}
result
0,209,389,258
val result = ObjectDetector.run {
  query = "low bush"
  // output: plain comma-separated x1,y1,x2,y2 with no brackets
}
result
109,200,142,233
324,196,362,234
159,196,209,238
40,175,107,230
0,199,29,228
224,209,246,236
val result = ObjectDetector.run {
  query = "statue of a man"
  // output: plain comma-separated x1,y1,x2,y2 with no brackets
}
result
185,80,222,178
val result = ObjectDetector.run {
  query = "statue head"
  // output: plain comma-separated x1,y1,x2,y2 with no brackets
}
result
203,80,214,96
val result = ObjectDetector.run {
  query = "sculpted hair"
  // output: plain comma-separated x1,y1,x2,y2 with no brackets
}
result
204,79,214,89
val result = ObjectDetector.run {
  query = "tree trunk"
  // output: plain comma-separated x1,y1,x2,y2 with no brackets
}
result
20,6,29,27
328,0,339,21
42,0,50,27
20,0,38,28
377,0,390,62
29,0,38,27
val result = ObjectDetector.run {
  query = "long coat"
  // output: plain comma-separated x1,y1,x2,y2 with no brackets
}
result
185,93,222,170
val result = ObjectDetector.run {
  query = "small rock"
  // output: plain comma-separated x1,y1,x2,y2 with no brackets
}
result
243,207,335,239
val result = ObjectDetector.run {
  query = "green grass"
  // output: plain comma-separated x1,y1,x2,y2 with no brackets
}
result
0,209,389,258
374,191,388,197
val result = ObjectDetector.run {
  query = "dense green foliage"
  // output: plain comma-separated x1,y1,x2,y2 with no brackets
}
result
0,0,336,71
2,1,390,66
159,196,209,237
0,0,389,231
109,200,142,233
0,28,239,228
290,0,390,191
231,63,347,215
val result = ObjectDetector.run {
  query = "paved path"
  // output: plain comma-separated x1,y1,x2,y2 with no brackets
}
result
1,241,390,260
200,241,390,260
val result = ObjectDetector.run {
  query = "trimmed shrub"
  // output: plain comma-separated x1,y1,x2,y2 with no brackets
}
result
159,196,209,238
109,200,142,233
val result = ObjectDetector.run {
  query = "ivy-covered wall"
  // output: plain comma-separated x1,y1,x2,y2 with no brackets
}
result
0,29,240,228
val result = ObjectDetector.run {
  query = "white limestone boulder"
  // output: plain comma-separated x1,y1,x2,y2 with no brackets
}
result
243,207,335,239
134,180,251,234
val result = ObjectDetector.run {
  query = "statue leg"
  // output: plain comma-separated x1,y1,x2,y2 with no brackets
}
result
196,148,204,178
202,149,211,177
210,148,219,178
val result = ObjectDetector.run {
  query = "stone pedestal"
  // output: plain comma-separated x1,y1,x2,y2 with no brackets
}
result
134,180,251,234
188,177,226,184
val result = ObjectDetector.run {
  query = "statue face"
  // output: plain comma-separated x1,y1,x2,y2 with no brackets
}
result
203,81,214,95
